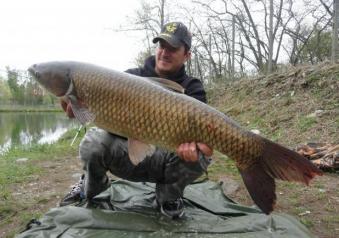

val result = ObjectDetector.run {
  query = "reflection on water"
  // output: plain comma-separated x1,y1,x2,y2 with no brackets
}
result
0,139,11,155
38,127,69,144
0,112,78,155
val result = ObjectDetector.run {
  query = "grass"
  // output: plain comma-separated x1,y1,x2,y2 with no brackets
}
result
270,128,283,141
0,160,40,185
307,74,320,83
297,116,318,132
208,153,240,180
336,117,339,127
2,210,43,238
248,115,265,129
0,105,61,112
322,215,339,224
0,108,61,112
0,129,81,186
0,128,81,234
300,218,314,228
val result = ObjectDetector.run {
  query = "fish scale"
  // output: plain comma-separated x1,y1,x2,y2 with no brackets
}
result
76,65,251,158
29,61,323,214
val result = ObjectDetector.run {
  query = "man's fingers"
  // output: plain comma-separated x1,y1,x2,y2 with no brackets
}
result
60,99,68,112
176,143,184,159
60,98,75,118
197,143,213,157
186,142,198,162
176,142,199,162
191,142,199,161
66,103,75,118
177,142,213,162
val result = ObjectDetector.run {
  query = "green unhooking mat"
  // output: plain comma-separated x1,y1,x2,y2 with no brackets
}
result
17,180,315,238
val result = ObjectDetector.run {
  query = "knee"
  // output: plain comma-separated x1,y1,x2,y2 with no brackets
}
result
79,128,109,166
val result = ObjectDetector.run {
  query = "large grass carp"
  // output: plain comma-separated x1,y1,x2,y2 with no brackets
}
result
28,61,322,214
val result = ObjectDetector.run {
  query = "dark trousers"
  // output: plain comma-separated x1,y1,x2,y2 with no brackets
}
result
79,127,210,204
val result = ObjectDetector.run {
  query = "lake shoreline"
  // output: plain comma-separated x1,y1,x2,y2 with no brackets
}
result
0,107,61,113
0,111,77,156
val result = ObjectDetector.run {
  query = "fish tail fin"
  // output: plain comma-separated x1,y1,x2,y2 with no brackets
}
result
239,162,276,214
239,138,323,214
260,138,323,184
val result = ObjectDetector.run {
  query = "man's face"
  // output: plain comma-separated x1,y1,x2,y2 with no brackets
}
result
155,40,191,77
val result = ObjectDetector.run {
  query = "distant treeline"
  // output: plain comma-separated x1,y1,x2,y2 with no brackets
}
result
0,67,57,106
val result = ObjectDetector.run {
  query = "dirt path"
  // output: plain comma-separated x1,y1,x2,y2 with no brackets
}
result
0,156,82,237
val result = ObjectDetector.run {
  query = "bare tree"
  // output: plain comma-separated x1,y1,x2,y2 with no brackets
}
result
111,0,170,65
115,0,334,84
281,0,333,65
332,0,339,63
134,0,168,54
192,0,293,73
268,0,274,73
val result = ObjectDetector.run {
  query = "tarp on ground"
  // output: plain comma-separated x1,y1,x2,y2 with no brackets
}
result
17,180,315,238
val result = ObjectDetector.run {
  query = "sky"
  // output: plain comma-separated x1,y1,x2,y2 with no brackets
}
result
0,0,145,75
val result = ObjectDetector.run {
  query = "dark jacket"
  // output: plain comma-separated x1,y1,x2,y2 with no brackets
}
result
125,56,207,103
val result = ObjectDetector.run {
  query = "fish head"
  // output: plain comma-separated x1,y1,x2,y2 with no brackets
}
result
28,62,72,97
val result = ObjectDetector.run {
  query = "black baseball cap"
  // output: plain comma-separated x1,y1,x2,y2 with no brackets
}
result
153,22,192,49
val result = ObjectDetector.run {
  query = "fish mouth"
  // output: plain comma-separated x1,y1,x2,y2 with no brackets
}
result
27,62,72,97
28,64,40,80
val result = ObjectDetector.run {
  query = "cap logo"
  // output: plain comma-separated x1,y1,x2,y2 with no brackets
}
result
165,23,177,34
160,33,172,38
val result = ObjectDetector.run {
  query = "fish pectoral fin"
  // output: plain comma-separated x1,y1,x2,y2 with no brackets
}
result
128,139,156,165
147,77,185,94
69,96,95,125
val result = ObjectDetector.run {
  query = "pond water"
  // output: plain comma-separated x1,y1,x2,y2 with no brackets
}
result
0,112,78,155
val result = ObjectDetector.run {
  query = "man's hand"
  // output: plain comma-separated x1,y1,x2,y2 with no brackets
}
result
176,142,213,162
60,98,75,118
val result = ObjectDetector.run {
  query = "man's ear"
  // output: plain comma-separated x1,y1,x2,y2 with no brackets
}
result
184,51,191,62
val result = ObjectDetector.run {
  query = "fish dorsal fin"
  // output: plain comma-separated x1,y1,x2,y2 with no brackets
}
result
148,77,185,94
68,96,95,125
128,139,156,165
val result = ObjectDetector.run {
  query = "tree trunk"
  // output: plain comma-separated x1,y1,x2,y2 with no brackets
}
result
267,0,274,74
332,0,339,63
